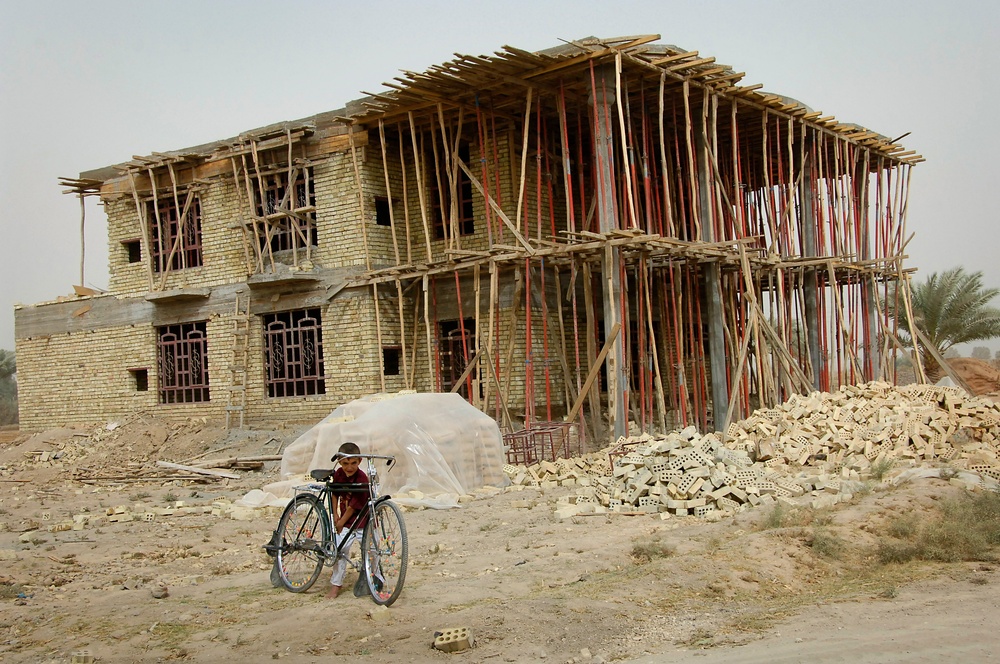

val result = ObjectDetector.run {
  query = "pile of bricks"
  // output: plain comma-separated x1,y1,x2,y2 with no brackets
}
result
727,382,1000,470
503,382,1000,520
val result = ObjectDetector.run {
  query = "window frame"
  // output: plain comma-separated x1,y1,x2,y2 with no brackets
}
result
156,322,210,404
262,308,326,398
252,167,317,253
148,195,203,273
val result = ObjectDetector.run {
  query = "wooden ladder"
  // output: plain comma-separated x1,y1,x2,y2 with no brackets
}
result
225,292,251,430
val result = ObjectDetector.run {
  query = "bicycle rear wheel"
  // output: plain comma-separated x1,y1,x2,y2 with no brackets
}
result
275,493,331,593
361,500,408,606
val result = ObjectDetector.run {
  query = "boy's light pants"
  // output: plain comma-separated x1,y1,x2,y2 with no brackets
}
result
330,529,361,587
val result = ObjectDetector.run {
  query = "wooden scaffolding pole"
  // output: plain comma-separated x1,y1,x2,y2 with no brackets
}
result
125,170,155,291
77,193,86,287
408,112,434,263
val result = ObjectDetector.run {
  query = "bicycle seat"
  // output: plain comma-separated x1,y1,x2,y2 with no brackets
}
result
310,468,335,481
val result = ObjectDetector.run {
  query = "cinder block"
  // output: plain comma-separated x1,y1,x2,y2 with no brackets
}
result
433,627,474,653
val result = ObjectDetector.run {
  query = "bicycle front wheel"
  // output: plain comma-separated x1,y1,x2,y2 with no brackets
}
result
275,493,331,593
361,500,408,606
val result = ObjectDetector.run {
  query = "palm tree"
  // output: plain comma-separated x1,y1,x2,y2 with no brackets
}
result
0,349,15,425
0,349,14,382
895,268,1000,381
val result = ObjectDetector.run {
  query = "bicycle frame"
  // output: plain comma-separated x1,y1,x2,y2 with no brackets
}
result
270,453,408,604
301,454,395,569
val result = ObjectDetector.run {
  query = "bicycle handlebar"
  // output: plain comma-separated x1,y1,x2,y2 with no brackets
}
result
331,452,396,467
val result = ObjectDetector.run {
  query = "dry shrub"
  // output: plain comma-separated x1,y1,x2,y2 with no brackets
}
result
630,538,675,563
869,459,895,482
877,490,1000,564
809,528,846,559
0,581,24,600
756,503,823,531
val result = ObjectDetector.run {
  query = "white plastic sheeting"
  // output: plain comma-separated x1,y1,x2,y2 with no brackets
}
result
243,392,508,509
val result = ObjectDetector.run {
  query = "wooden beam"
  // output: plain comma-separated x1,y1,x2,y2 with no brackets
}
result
155,461,240,479
565,322,620,424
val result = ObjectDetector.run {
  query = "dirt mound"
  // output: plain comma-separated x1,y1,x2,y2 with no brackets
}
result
0,413,306,485
947,357,1000,396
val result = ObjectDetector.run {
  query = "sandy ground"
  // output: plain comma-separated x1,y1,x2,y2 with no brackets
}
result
0,418,998,664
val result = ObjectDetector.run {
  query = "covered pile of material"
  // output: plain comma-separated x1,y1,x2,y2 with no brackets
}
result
250,391,508,509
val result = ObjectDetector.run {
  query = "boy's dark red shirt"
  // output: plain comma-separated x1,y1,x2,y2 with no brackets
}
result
333,466,370,530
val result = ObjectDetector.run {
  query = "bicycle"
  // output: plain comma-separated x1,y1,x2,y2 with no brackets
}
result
266,453,408,606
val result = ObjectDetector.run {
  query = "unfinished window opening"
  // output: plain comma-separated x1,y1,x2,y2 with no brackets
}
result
375,196,393,226
128,368,149,392
431,142,475,240
252,167,317,253
122,239,142,264
156,322,210,404
382,346,401,376
148,196,203,273
438,318,475,394
263,308,325,398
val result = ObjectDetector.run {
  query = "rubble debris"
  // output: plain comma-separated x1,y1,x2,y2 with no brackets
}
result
0,412,291,485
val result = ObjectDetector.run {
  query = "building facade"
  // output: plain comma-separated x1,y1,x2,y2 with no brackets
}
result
16,36,921,438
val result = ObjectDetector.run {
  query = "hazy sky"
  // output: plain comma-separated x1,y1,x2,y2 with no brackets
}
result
2,0,998,354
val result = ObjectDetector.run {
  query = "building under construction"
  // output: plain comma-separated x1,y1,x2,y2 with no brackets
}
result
16,35,922,442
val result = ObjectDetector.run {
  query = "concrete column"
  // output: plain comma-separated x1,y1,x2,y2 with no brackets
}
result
799,156,824,390
856,160,879,380
693,100,729,432
591,64,627,439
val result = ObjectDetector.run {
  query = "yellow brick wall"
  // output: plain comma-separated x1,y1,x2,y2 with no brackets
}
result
16,324,159,429
105,178,251,296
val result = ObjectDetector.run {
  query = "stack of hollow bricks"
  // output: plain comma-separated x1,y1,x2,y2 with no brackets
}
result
504,382,1000,518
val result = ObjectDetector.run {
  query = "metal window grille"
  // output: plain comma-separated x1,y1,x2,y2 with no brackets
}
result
263,309,326,398
149,197,203,273
157,322,210,403
438,318,474,394
253,168,317,253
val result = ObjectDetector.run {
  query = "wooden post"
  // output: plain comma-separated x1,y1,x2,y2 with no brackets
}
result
126,169,155,291
566,323,621,424
485,259,499,416
473,263,482,408
694,93,730,432
377,119,401,265
641,254,668,432
398,121,413,265
582,260,601,438
409,112,434,262
592,63,627,439
77,192,86,287
229,157,254,275
423,274,434,390
394,278,409,385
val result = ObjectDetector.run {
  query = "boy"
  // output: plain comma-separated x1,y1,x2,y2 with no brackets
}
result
325,442,370,599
